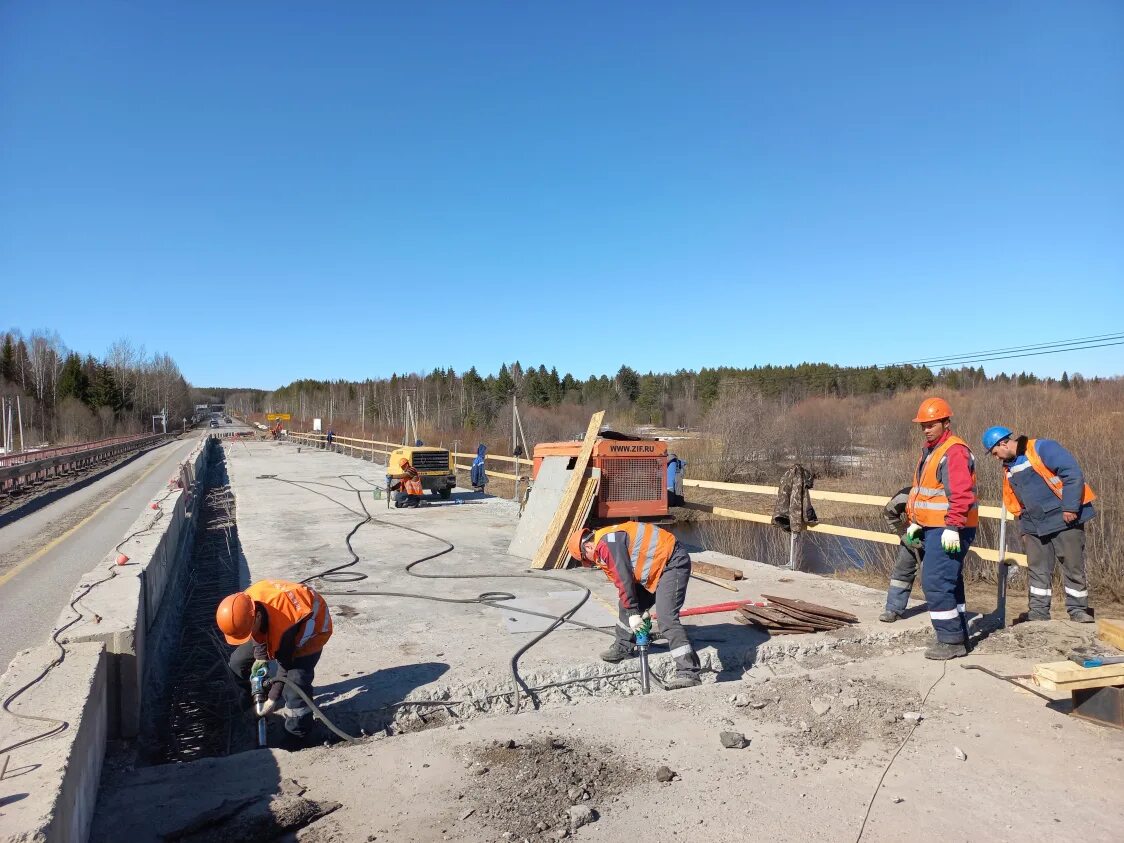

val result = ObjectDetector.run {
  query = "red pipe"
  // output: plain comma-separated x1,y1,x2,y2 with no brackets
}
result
658,600,765,619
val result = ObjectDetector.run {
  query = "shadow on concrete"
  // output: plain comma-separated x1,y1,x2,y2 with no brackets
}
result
686,622,769,682
0,792,28,808
0,439,177,530
313,661,451,738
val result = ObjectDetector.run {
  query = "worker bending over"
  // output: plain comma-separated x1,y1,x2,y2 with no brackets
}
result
982,426,1096,623
216,579,333,741
390,459,424,508
903,398,978,660
569,522,701,689
879,486,923,623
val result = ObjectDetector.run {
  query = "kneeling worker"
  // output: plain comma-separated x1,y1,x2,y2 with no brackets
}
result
390,459,424,508
569,522,701,689
216,579,333,741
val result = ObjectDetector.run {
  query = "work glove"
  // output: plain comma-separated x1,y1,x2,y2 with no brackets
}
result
903,524,923,548
627,611,652,633
258,698,277,717
941,528,961,554
251,660,270,678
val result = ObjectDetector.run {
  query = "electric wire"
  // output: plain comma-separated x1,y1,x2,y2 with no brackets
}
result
853,660,949,843
262,471,665,734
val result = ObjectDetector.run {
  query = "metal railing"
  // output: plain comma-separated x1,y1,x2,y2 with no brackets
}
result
0,432,170,497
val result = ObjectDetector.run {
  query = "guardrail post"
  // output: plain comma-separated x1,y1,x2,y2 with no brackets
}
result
995,503,1009,628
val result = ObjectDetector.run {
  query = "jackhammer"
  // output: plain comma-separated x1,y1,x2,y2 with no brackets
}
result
250,662,284,747
635,615,653,695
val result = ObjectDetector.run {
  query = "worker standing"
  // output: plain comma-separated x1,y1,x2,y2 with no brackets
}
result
390,458,424,508
904,398,978,659
470,444,488,494
982,426,1096,622
879,486,922,623
216,579,333,743
568,522,701,689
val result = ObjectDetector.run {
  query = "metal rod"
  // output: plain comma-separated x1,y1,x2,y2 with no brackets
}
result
996,502,1009,628
788,530,798,570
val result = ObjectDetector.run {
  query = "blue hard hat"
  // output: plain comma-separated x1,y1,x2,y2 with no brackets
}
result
981,425,1013,452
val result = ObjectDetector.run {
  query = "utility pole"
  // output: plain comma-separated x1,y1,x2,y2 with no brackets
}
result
360,395,365,433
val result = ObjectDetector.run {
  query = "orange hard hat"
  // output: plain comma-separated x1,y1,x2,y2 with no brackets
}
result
216,592,255,645
568,528,594,564
913,397,953,424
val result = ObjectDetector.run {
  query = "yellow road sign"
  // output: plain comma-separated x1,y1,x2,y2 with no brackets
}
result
266,413,292,421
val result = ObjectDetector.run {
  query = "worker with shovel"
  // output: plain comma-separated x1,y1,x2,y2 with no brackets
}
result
903,397,978,660
216,579,334,744
568,523,701,689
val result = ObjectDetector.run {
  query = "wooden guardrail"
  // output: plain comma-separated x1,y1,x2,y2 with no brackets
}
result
681,478,1027,567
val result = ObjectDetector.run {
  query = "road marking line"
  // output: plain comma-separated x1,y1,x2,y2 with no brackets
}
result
0,442,187,588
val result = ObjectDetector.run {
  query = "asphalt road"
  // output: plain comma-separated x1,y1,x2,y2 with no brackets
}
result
0,432,204,673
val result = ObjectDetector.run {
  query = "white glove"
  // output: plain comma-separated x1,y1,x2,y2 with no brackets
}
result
903,523,923,548
258,698,277,716
941,528,961,553
628,614,644,632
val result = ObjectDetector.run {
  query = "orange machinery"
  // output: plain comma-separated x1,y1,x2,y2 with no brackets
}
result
532,438,668,519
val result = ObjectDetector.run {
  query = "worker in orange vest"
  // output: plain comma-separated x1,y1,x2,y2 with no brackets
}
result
569,522,701,689
390,459,425,508
982,426,1096,623
216,579,333,741
903,398,979,659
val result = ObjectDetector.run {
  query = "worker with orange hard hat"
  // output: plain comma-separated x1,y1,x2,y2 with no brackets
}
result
216,579,333,741
568,522,700,689
903,397,979,659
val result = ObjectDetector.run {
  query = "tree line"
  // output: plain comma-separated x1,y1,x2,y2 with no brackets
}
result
0,329,193,446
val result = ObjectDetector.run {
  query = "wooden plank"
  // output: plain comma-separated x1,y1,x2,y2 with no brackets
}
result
1033,673,1124,692
741,606,816,632
689,559,743,581
761,594,859,624
547,472,601,569
762,605,837,631
531,411,605,570
1034,660,1124,684
767,603,845,630
690,572,739,592
1096,618,1124,652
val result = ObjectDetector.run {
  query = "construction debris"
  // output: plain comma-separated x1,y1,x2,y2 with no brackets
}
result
718,731,749,749
690,559,743,581
734,594,859,635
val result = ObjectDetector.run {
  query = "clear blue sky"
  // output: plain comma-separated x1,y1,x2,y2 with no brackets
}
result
2,1,1121,389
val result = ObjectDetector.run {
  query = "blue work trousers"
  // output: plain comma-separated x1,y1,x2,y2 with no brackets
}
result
919,526,975,643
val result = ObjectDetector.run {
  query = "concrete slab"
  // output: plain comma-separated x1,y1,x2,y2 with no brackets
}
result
217,440,934,741
507,455,570,559
0,642,106,843
498,591,617,634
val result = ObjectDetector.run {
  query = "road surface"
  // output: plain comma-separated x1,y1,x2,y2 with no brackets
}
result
0,433,204,673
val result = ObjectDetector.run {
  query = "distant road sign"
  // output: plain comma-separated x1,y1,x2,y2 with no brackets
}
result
266,413,292,421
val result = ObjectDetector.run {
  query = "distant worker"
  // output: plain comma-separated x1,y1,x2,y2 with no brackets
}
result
390,458,424,508
415,439,424,447
470,444,488,494
568,523,701,689
216,579,333,743
982,426,1096,623
326,429,335,450
666,453,685,507
879,486,923,623
903,397,978,659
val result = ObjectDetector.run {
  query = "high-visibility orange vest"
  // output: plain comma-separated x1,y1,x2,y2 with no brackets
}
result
906,435,979,528
403,476,424,496
245,580,333,659
592,522,678,591
1002,438,1096,517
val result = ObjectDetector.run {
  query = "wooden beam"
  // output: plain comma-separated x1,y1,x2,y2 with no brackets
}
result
690,560,743,581
531,411,605,570
762,594,859,623
1033,673,1124,692
690,572,739,592
1096,618,1124,652
1033,660,1124,684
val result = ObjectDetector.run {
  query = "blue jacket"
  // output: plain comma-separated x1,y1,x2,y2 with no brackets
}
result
1004,437,1095,537
470,444,487,488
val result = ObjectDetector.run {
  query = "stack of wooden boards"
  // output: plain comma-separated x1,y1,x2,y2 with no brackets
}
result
735,594,858,634
1032,660,1124,692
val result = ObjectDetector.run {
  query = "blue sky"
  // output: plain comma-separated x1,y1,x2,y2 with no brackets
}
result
2,1,1121,389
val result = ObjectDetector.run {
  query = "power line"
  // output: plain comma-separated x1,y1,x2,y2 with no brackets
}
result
889,339,1124,371
886,332,1124,368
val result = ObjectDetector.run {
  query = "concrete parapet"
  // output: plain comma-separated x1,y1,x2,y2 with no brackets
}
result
0,642,107,843
51,439,211,739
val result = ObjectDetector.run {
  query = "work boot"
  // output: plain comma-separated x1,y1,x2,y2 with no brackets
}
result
600,642,637,663
1069,610,1095,623
663,674,701,690
924,641,968,660
879,610,901,623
